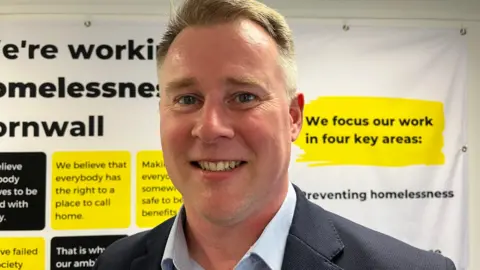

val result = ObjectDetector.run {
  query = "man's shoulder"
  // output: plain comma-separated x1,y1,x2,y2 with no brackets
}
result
317,205,456,269
93,217,175,269
93,230,150,268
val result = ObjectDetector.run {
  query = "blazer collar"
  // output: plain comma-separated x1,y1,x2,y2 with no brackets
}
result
129,185,345,270
281,184,345,270
130,217,174,270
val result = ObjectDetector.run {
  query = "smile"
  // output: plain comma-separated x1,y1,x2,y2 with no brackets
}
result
191,161,247,172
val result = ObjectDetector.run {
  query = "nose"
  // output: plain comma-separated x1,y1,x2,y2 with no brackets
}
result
191,101,234,143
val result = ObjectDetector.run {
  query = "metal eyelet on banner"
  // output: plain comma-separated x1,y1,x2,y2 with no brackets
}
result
462,146,468,152
84,21,92,28
343,24,350,31
460,28,467,36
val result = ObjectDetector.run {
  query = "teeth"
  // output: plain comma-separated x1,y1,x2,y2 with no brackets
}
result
198,161,242,171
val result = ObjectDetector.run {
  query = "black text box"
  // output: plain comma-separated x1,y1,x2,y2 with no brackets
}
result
0,152,46,230
50,235,127,269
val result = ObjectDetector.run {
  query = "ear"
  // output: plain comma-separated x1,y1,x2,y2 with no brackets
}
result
289,92,304,142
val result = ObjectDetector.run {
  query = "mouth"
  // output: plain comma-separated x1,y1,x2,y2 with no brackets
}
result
190,160,247,172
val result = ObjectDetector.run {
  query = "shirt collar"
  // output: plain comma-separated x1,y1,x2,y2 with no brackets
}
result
161,206,192,270
240,182,297,269
161,182,297,270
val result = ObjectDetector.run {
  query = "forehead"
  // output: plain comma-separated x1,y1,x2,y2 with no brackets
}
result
159,19,280,85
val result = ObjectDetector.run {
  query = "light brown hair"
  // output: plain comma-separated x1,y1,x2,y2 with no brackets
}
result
157,0,298,100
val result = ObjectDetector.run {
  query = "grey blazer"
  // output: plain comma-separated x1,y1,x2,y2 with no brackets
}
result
92,184,456,270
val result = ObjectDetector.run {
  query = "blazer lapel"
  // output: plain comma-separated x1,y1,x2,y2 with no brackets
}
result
281,185,345,270
130,217,175,270
128,185,345,270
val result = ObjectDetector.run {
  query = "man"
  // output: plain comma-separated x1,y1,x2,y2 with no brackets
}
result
93,0,457,269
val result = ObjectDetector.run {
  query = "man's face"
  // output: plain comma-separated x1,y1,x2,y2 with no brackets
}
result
158,19,303,224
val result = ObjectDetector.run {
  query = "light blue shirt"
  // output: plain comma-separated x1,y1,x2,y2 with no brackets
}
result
161,182,297,270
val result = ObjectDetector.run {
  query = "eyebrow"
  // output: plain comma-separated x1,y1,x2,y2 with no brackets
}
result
164,77,197,94
163,76,267,94
225,77,266,90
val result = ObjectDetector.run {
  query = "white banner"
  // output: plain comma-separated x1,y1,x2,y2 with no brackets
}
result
0,18,468,269
288,20,468,268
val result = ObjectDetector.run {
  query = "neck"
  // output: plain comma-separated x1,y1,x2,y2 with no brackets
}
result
184,181,289,270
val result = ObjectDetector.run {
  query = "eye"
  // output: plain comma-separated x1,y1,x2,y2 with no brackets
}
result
234,93,257,103
177,95,198,105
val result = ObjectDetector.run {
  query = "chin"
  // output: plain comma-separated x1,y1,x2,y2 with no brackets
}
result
198,201,248,224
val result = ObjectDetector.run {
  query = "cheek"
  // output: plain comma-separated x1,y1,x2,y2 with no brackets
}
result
160,118,192,150
239,124,266,151
240,110,288,152
160,120,192,179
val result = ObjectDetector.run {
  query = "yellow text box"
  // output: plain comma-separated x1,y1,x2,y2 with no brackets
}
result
294,97,445,166
0,237,45,270
136,150,182,228
51,151,131,229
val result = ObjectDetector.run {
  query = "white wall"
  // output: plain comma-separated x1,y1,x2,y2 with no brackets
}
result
0,0,478,269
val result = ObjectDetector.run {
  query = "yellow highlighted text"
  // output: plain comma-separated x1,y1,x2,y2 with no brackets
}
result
51,151,131,229
136,151,182,228
294,96,445,167
0,237,44,270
